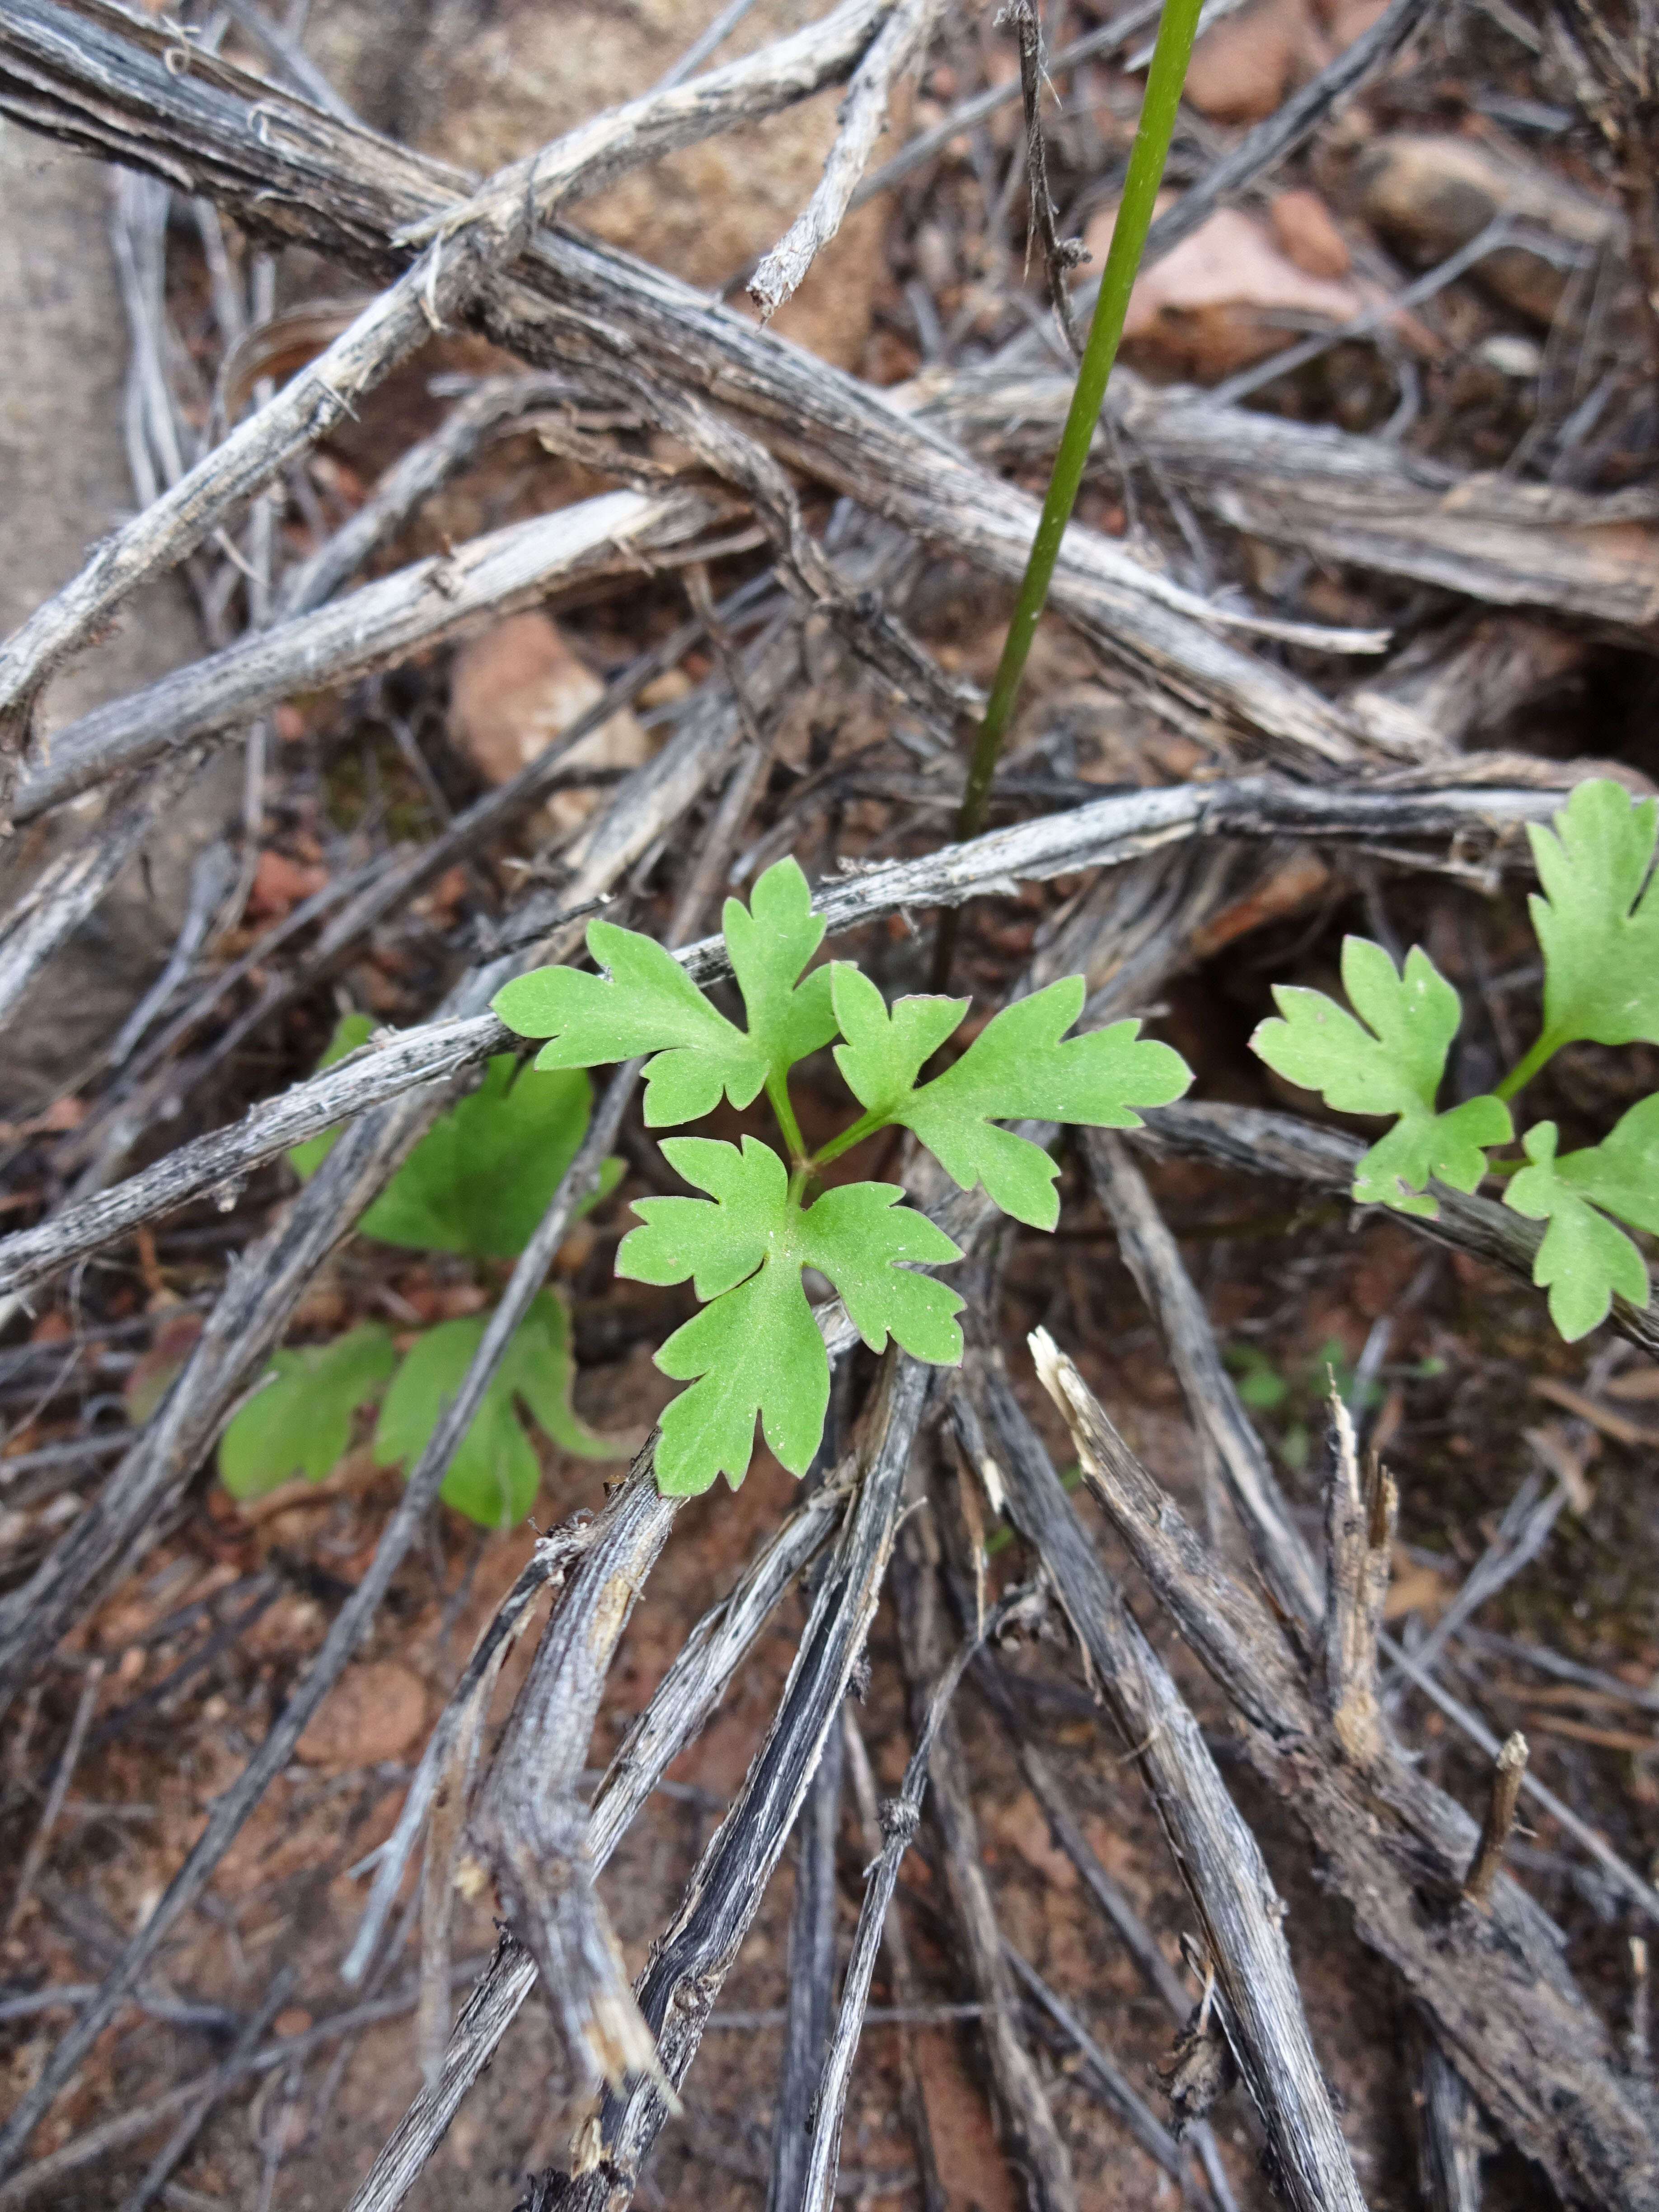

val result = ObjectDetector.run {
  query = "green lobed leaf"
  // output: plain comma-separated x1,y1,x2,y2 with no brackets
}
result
219,1322,396,1500
1504,1109,1657,1340
1527,778,1659,1058
617,1134,963,1496
492,857,837,1127
1250,937,1510,1218
831,966,1190,1231
372,1289,618,1528
291,1018,618,1258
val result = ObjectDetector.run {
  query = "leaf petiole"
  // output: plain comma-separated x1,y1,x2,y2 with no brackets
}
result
767,1071,810,1167
810,1106,889,1172
1494,1031,1560,1104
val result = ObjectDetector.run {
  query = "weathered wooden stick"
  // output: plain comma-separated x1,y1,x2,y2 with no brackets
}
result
0,0,901,773
537,1355,931,2212
1132,1099,1659,1357
0,1,1409,772
750,0,942,317
0,776,1563,1303
1462,1734,1530,1908
975,1359,1368,2212
1029,1331,1659,2211
0,1076,634,2181
13,489,716,821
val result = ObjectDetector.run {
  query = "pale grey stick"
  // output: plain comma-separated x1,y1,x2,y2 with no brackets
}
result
986,1359,1367,2212
0,1076,636,2180
799,1582,1043,2212
0,750,204,1022
14,488,712,821
0,774,1562,1304
0,0,899,768
1031,1332,1659,2204
750,0,943,318
341,1477,849,2212
273,371,586,618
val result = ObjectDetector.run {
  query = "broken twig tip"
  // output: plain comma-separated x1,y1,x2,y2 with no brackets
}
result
1462,1730,1529,1907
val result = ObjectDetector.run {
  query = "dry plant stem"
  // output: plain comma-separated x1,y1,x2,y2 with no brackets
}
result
1378,1630,1659,1923
0,1956,497,2211
13,489,715,821
953,0,1205,865
342,1543,576,1987
1132,1099,1659,1359
750,0,942,316
343,1482,851,2212
770,1709,845,2212
0,685,748,1708
0,775,1564,1305
4,1659,103,1940
839,1713,946,2212
1009,0,1084,358
348,1472,844,1987
920,365,1659,642
977,1361,1368,2212
1462,1733,1530,1906
0,752,204,1022
470,1456,677,2101
398,0,896,251
1084,1131,1321,1624
115,1967,296,2212
894,1543,1077,2212
1417,2034,1486,2212
0,0,902,778
275,373,579,617
0,7,1403,781
1002,1944,1184,2184
800,1579,1045,2212
1320,1394,1397,1765
0,1076,634,2182
1028,1336,1659,2210
543,1354,931,2212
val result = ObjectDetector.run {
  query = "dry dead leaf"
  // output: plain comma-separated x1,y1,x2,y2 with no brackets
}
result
1271,188,1352,277
247,848,328,923
1382,1551,1451,1623
449,610,655,835
1086,203,1363,382
1182,0,1329,122
296,1659,427,1770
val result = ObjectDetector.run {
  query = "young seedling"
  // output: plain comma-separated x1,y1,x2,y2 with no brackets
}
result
1251,777,1659,1341
219,1019,620,1525
493,857,1191,1496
